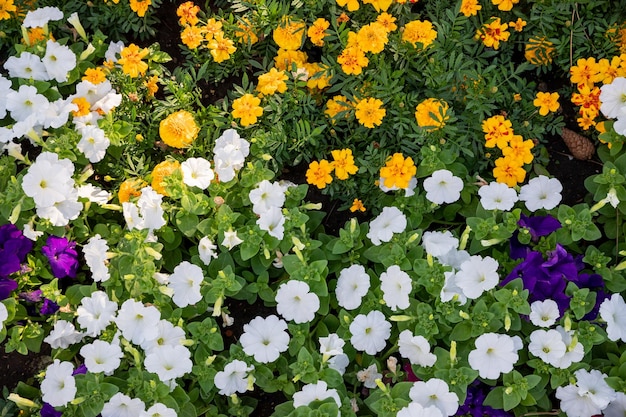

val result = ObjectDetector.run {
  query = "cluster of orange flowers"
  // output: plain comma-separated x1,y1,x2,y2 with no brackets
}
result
482,115,534,187
569,54,626,130
306,149,359,189
379,153,416,189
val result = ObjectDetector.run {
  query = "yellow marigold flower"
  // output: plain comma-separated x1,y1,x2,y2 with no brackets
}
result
482,115,514,149
355,97,385,128
577,107,598,130
204,18,224,41
571,84,600,110
181,25,205,49
308,18,330,47
597,56,622,85
118,43,149,78
376,13,397,32
502,136,534,165
336,0,359,12
570,57,602,88
23,27,49,45
356,22,388,54
72,97,92,117
337,12,351,23
177,1,200,26
82,67,107,84
533,92,560,116
380,153,416,189
350,198,366,212
509,18,526,32
151,160,181,196
331,149,358,180
208,32,237,63
362,0,392,12
235,18,259,45
414,98,449,131
159,110,199,148
129,0,151,17
325,95,352,120
257,68,288,96
118,178,146,203
524,37,555,66
475,18,510,50
0,0,16,20
144,75,159,97
402,20,437,49
493,156,526,187
305,63,332,90
513,93,522,102
273,18,306,51
232,93,263,126
460,0,481,17
306,160,334,189
337,46,369,75
491,0,519,11
274,49,308,71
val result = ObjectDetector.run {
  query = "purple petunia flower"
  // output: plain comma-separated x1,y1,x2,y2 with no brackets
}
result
40,298,60,315
19,289,43,303
42,236,79,279
0,278,18,300
456,380,512,417
510,214,562,260
73,363,88,375
40,403,63,417
0,223,33,278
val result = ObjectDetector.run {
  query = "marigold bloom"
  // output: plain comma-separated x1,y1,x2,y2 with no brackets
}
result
151,160,181,196
257,68,288,95
72,97,91,117
415,98,449,131
331,149,358,180
306,160,333,189
232,93,263,126
402,20,437,49
350,199,366,212
460,0,481,17
118,44,149,78
337,12,351,23
355,97,386,128
524,37,555,66
23,27,49,45
273,18,306,50
493,156,526,187
0,0,17,20
159,110,199,148
337,46,369,75
533,92,560,116
380,153,416,189
325,95,352,120
144,75,159,97
362,0,392,12
492,0,519,12
376,13,397,32
308,18,330,47
129,0,151,17
208,32,236,63
577,107,598,130
181,25,205,49
336,0,359,12
570,57,602,88
82,67,107,84
118,178,146,203
597,56,623,85
475,18,510,50
305,63,332,90
177,1,200,26
202,19,222,41
356,22,388,54
274,49,308,71
509,18,526,32
482,115,514,149
502,136,534,165
235,18,259,45
571,84,600,110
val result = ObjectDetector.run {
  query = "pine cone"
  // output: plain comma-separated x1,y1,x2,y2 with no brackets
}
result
560,127,595,160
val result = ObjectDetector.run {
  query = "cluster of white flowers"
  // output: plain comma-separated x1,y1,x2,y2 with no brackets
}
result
82,234,111,282
249,179,295,240
122,186,167,236
478,175,562,212
213,129,250,182
101,393,177,417
556,369,617,417
529,327,584,369
600,77,626,135
599,293,626,342
214,360,255,396
397,379,459,417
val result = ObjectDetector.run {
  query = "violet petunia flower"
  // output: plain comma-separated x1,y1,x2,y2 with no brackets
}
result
40,298,60,315
42,236,79,279
0,278,18,300
40,403,63,417
19,289,43,303
510,214,562,259
0,223,33,278
456,380,512,417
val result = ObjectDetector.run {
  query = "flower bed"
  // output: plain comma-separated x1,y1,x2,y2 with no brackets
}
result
1,0,626,416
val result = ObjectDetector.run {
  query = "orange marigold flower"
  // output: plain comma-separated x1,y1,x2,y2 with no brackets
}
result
118,178,146,203
151,160,181,196
144,75,159,97
337,46,369,75
0,0,16,20
204,18,224,41
325,95,352,120
273,18,306,50
493,156,526,187
475,17,510,50
181,25,205,49
257,68,288,96
23,27,49,45
571,84,601,109
306,159,334,189
118,43,149,78
356,22,388,54
524,37,555,66
577,107,598,130
376,12,397,32
491,0,519,12
305,62,332,90
129,0,151,17
350,198,366,212
380,153,416,189
232,93,263,126
509,18,526,32
482,115,514,149
337,12,351,23
533,92,560,116
82,67,107,84
208,32,237,63
355,97,386,128
274,49,308,71
415,98,449,131
159,110,199,148
331,148,358,180
336,0,359,12
597,55,623,85
362,0,392,12
308,18,330,47
502,136,534,165
72,97,92,117
177,1,200,26
570,57,602,88
460,0,481,17
235,18,259,45
402,20,437,49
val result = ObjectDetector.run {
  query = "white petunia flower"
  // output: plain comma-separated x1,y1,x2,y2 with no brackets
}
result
76,291,117,337
335,264,370,310
42,40,76,83
600,293,626,342
529,299,560,328
293,381,341,409
77,184,112,205
256,206,285,240
101,393,145,417
553,326,584,369
397,403,444,417
77,125,110,163
167,261,204,308
0,303,8,330
221,228,243,250
21,152,75,208
604,392,626,417
83,234,110,282
423,169,464,204
519,175,563,212
350,310,392,355
136,186,166,231
478,182,519,211
44,320,83,349
398,330,436,367
213,129,250,182
105,41,125,63
366,206,407,245
181,157,214,189
556,369,616,417
600,77,626,119
140,403,177,417
529,329,566,367
40,360,76,407
144,345,193,382
198,236,218,265
455,255,499,299
249,180,286,215
319,333,345,360
421,230,459,258
240,315,290,363
80,340,123,375
275,280,320,323
214,360,255,396
328,353,349,375
468,333,522,379
23,6,63,27
380,265,412,311
409,378,459,416
357,363,382,389
440,270,468,305
4,52,49,81
115,299,160,345
141,319,186,354
6,84,49,123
